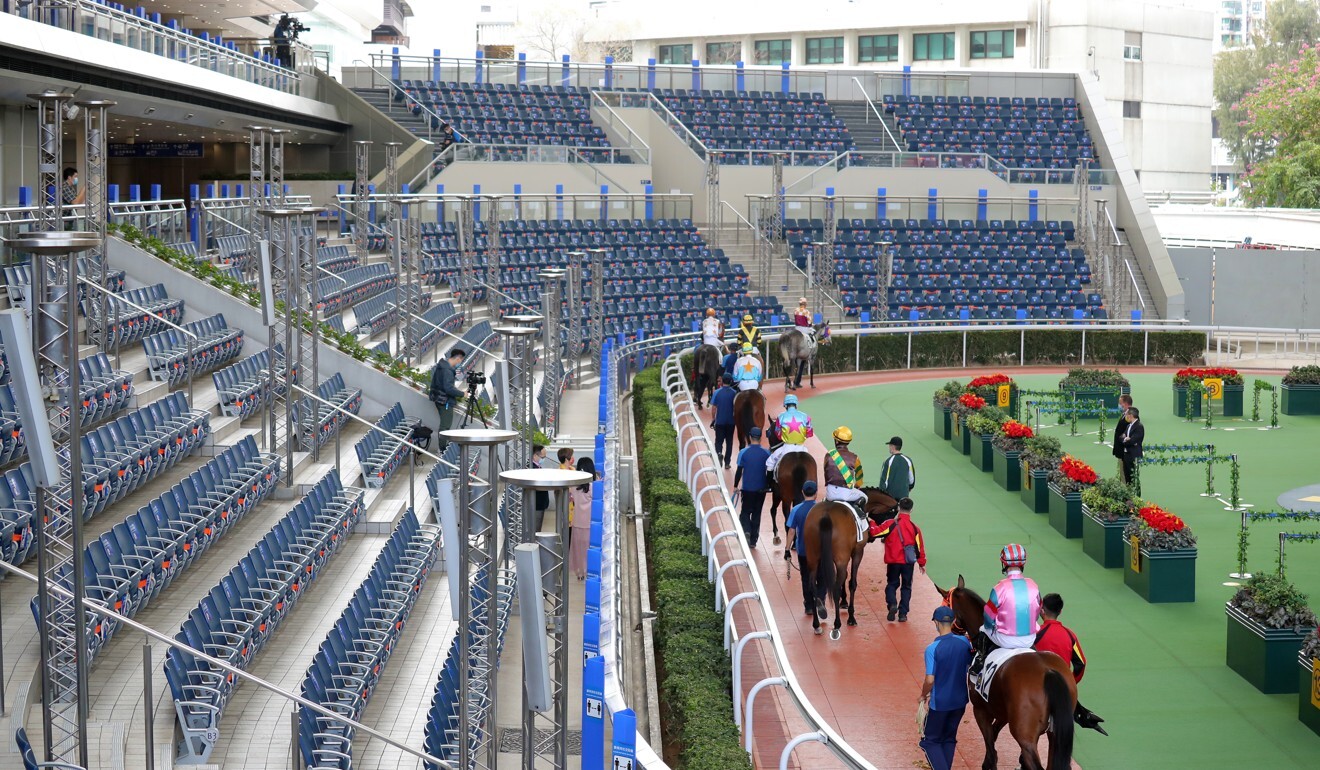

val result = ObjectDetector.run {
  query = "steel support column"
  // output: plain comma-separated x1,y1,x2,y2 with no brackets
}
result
497,324,540,552
353,141,372,259
587,248,605,375
538,269,565,434
268,129,288,205
456,196,479,310
245,125,268,260
564,252,584,389
705,151,721,250
79,100,115,349
485,197,503,320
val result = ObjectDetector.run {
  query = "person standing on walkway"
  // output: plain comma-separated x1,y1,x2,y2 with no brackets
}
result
429,348,467,452
878,436,916,501
875,497,926,622
1034,593,1107,733
1111,394,1133,476
784,481,819,616
568,457,598,580
920,606,973,770
1118,407,1144,489
709,375,738,468
733,427,770,547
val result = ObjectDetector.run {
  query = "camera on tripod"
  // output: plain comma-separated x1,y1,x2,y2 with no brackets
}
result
275,13,309,41
465,370,486,388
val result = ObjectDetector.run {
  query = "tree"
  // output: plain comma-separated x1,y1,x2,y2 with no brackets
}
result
1238,45,1320,206
1213,0,1320,167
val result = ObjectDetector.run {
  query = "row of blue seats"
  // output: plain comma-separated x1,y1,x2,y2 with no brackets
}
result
398,79,592,100
317,245,360,274
413,301,465,358
216,235,253,268
72,436,281,663
348,226,388,253
889,288,1100,307
885,94,1078,107
0,386,28,467
894,271,1087,287
353,287,433,336
290,373,363,450
450,321,498,376
886,305,1110,322
460,147,627,165
93,284,186,348
144,313,244,384
356,403,420,488
419,218,695,235
212,346,297,419
427,228,706,250
167,471,364,764
299,508,439,768
76,352,135,429
316,264,396,315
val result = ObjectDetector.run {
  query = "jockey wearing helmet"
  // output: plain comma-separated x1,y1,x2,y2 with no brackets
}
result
794,297,817,342
732,342,763,391
736,313,763,351
823,426,868,510
765,394,813,477
970,544,1043,678
700,308,725,348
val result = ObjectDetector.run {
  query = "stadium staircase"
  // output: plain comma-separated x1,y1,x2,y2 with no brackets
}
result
828,101,902,154
708,225,848,326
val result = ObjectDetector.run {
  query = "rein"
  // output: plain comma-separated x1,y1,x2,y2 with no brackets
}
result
943,587,971,639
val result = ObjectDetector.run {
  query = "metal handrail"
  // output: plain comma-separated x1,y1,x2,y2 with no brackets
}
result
642,92,710,159
381,299,491,358
1105,206,1124,247
76,276,200,402
781,149,853,196
590,91,653,163
408,143,455,191
0,558,456,769
353,58,455,142
1124,258,1148,310
566,148,633,193
849,76,902,151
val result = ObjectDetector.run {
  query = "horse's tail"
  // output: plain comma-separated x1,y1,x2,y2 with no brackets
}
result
791,461,807,505
1044,667,1075,770
737,395,753,440
815,513,835,609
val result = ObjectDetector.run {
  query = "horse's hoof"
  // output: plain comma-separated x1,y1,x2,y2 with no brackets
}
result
813,627,823,636
772,535,781,546
829,629,841,641
816,606,828,621
847,617,857,627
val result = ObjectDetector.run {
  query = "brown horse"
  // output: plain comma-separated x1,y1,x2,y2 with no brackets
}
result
765,425,817,547
732,389,765,450
801,488,899,640
934,576,1077,770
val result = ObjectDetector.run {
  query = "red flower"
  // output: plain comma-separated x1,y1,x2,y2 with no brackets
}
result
968,373,1012,388
1001,420,1034,439
958,393,986,409
1138,504,1187,533
1059,455,1098,485
1174,367,1242,385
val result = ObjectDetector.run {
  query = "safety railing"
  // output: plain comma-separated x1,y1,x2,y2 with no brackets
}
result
351,58,456,143
600,91,711,161
76,276,199,400
11,0,306,94
0,199,187,248
850,76,902,151
747,191,1081,230
450,143,642,166
590,91,654,164
334,191,697,225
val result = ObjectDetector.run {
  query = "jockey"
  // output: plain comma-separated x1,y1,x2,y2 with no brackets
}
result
823,427,869,517
732,342,763,391
700,308,725,348
794,297,816,342
736,313,763,351
765,394,813,478
970,544,1042,678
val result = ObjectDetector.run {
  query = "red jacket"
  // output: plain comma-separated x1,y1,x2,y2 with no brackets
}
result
1034,618,1087,683
874,513,926,567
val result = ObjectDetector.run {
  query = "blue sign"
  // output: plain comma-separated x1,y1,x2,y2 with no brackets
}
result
582,655,606,770
587,547,602,580
108,142,204,158
585,576,601,614
611,709,637,770
583,610,600,662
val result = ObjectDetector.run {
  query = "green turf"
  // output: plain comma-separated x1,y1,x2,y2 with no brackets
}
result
802,372,1320,770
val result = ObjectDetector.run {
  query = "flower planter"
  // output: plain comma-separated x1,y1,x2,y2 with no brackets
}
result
1061,385,1130,413
1225,604,1315,694
1222,383,1244,417
1020,466,1051,513
1082,508,1129,568
1299,654,1320,737
1282,383,1320,415
1173,385,1203,418
970,433,994,472
1123,543,1197,603
993,447,1021,492
949,414,971,455
1048,483,1084,539
933,404,952,439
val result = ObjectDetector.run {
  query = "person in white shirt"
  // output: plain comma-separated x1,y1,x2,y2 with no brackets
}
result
700,308,725,348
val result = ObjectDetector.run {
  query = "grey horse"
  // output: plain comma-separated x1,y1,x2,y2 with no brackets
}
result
779,322,829,390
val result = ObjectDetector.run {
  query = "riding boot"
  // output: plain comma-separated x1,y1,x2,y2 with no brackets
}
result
1074,701,1108,735
969,633,992,679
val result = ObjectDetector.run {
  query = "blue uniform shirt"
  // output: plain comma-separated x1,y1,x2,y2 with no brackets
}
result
924,633,973,711
786,499,815,532
736,445,771,492
721,353,737,378
711,386,737,426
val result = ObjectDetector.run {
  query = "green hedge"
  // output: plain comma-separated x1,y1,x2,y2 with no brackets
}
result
633,366,752,770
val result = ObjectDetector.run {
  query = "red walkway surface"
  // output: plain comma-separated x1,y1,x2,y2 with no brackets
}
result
679,368,1148,769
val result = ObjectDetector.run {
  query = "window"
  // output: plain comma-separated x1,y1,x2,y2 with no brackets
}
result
705,41,741,65
913,32,955,61
1123,31,1142,61
1123,100,1141,119
970,29,1015,59
858,34,898,63
658,44,693,65
754,38,791,65
805,36,844,64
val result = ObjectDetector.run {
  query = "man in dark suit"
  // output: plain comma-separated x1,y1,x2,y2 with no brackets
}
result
1118,407,1144,489
1111,394,1134,477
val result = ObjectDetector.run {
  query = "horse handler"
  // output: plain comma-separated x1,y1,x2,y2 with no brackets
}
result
785,480,819,616
919,606,973,770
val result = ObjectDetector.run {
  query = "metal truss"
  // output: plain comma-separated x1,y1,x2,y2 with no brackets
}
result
587,248,605,375
538,269,565,434
353,141,372,259
485,197,503,320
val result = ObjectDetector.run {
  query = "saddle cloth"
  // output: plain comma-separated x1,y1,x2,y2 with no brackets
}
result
971,647,1033,702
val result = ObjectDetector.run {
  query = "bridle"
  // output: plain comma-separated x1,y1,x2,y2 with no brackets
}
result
942,587,971,639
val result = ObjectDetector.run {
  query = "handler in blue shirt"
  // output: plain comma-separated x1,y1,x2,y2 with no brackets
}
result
709,375,738,469
733,428,770,548
785,481,819,616
920,606,974,770
720,342,738,381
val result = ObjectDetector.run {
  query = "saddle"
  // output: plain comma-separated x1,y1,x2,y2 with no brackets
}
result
971,647,1033,702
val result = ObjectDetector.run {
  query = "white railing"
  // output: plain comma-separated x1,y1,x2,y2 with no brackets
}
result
591,91,654,165
0,199,187,244
850,76,902,151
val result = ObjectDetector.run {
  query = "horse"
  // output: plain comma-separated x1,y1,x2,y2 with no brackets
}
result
691,343,722,408
732,389,765,450
801,488,899,640
764,421,818,547
933,575,1077,770
779,322,829,391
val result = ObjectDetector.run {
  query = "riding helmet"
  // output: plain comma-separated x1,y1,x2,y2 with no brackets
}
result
783,394,798,407
741,342,754,353
742,313,754,323
1000,543,1028,569
706,308,716,317
832,426,853,443
798,297,808,305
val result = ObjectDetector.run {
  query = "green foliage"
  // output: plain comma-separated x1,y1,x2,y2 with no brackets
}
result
1081,477,1137,521
1020,434,1063,472
932,379,965,406
1283,365,1320,385
1238,37,1320,206
1231,572,1318,630
1058,368,1129,390
966,412,1003,436
1301,628,1320,661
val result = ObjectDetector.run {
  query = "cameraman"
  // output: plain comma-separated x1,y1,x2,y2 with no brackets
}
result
429,348,467,451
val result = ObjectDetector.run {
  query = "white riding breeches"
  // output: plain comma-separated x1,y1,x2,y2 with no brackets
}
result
824,485,868,505
766,443,808,473
702,333,723,347
737,380,760,391
987,629,1036,650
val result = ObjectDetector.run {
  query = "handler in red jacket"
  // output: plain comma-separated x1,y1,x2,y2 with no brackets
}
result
874,497,926,623
1034,593,1108,734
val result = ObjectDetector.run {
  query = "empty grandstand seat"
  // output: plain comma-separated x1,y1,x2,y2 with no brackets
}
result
354,403,421,488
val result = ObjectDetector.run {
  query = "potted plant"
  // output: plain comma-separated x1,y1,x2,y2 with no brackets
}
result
1081,478,1137,568
1282,365,1320,415
1048,455,1098,539
1059,368,1131,412
992,419,1033,492
1173,367,1244,418
967,373,1017,415
932,380,964,439
949,392,984,455
1019,435,1062,513
1226,572,1318,694
1123,504,1198,603
1299,630,1320,737
966,406,1006,473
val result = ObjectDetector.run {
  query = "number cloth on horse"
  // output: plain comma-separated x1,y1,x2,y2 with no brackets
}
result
971,647,1034,701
